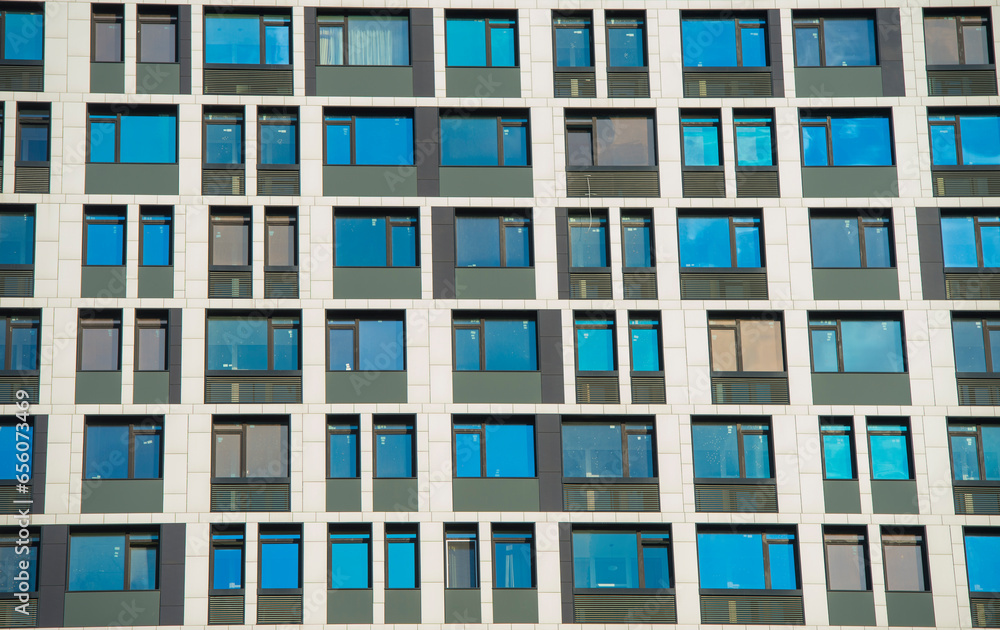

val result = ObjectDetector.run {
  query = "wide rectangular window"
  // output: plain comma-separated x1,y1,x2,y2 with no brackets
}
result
622,212,653,268
800,112,894,166
941,213,1000,268
210,210,250,268
329,526,371,589
374,417,415,478
258,112,297,166
572,529,671,589
681,113,723,167
823,527,870,591
84,418,162,480
924,12,993,66
327,416,359,479
566,115,656,167
575,315,616,372
386,524,419,589
606,12,646,68
17,106,49,163
264,208,296,268
697,528,798,590
569,212,608,268
929,112,1000,167
0,6,44,61
327,313,405,372
317,12,409,66
0,419,31,482
453,315,537,371
440,114,529,166
867,420,913,480
205,13,290,65
68,531,158,591
92,6,123,63
964,529,1000,593
204,110,244,166
562,419,655,479
446,12,516,67
881,528,929,592
206,314,300,371
953,316,1000,374
456,211,531,268
135,312,167,372
809,315,905,373
259,528,300,590
139,207,171,267
0,529,37,592
78,312,122,371
793,14,877,66
553,14,592,68
83,208,125,266
137,7,177,64
493,526,534,588
692,419,772,479
810,211,893,268
948,421,1000,481
453,417,535,478
88,107,177,164
212,420,289,479
210,526,244,590
734,113,776,167
334,211,417,268
0,207,34,265
0,312,40,372
708,316,785,373
678,214,763,269
445,525,478,588
629,315,662,372
681,15,767,68
820,418,856,480
324,111,414,166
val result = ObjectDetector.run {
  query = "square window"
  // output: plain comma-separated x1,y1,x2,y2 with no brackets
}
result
78,311,122,372
84,417,163,480
334,210,418,268
562,419,655,479
453,416,535,478
453,314,538,371
374,416,415,479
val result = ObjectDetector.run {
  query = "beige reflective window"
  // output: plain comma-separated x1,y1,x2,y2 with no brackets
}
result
882,532,928,592
265,212,296,267
709,317,785,373
211,213,250,266
245,424,288,477
213,431,241,478
824,531,868,591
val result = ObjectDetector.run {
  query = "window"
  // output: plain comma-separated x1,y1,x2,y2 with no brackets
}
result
68,531,158,591
622,212,653,268
820,418,856,480
697,528,798,590
793,14,877,67
333,211,417,268
800,112,894,167
324,111,414,166
867,420,913,480
374,417,415,478
0,207,34,266
204,110,244,166
809,315,905,373
0,312,39,372
212,420,289,479
562,420,655,479
210,526,244,591
210,210,250,268
823,527,870,591
569,212,608,267
0,6,43,61
139,207,171,267
678,214,763,269
681,15,767,68
440,114,529,166
329,526,371,589
964,530,1000,593
453,417,535,478
84,419,162,480
0,529,37,592
566,115,656,167
692,419,772,479
606,13,645,68
953,316,1000,374
17,106,49,163
386,525,419,589
317,12,409,66
881,529,929,592
264,209,296,268
575,315,616,372
948,421,1000,481
78,311,122,371
259,528,300,590
629,315,662,372
206,314,300,371
456,211,531,268
493,526,534,588
445,525,478,588
137,8,177,63
205,13,290,66
83,208,125,266
327,313,405,372
135,312,167,372
553,14,592,68
708,316,785,374
327,417,359,478
681,113,723,167
453,315,537,371
92,6,123,63
446,12,516,67
258,111,297,166
810,211,893,268
734,113,776,167
929,112,1000,167
572,529,671,589
941,213,1000,268
924,12,993,66
0,418,31,482
88,107,177,164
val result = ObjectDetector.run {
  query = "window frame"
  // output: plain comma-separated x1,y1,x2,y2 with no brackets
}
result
136,7,178,64
208,209,251,270
325,311,406,373
798,110,896,167
605,11,647,70
627,313,663,374
67,529,159,592
332,209,419,268
328,525,372,590
134,311,168,372
677,212,765,270
138,206,172,267
792,13,879,68
690,418,774,481
77,310,122,372
210,419,290,482
567,210,609,269
621,211,654,269
373,416,416,479
696,526,800,592
822,526,871,592
0,6,44,64
257,527,302,592
491,524,536,589
86,106,179,165
385,523,420,589
880,527,931,593
573,313,617,375
928,110,1000,169
451,416,537,479
680,12,770,69
963,526,1000,596
570,526,673,592
808,210,895,269
0,205,34,269
707,314,787,376
15,105,49,166
257,109,299,167
82,207,127,267
952,314,1000,375
923,11,995,68
820,417,858,481
451,313,539,372
439,113,531,167
552,12,594,71
322,109,415,167
941,212,1000,270
91,5,124,64
733,110,778,170
83,417,164,480
205,312,302,374
866,419,915,481
564,112,658,170
0,311,40,374
203,11,291,68
326,415,360,479
680,111,724,171
315,10,411,67
263,207,297,270
445,10,519,68
455,210,533,268
209,525,245,595
947,420,1000,483
202,108,245,168
561,418,658,480
807,313,907,374
444,524,479,589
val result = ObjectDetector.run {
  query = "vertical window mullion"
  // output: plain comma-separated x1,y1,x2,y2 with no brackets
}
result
478,321,486,369
352,319,361,373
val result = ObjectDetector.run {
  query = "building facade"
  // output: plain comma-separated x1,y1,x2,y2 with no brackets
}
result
0,0,999,628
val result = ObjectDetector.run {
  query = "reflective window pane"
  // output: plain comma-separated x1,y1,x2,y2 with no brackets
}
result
85,424,129,480
260,538,300,589
484,319,536,371
924,17,960,65
456,217,501,267
965,535,1000,592
678,217,730,268
562,423,624,478
441,118,498,166
335,217,386,266
245,424,288,478
68,534,127,591
697,533,766,589
869,431,911,480
572,532,639,588
682,20,737,67
840,320,904,373
824,19,877,66
692,424,740,478
485,424,535,477
446,19,486,66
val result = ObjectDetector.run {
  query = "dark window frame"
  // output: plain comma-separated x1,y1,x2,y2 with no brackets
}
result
203,108,245,168
385,523,420,589
798,109,897,167
77,310,123,372
208,208,251,270
263,207,297,270
573,313,617,375
136,6,178,64
552,11,595,71
257,526,302,593
332,209,419,268
733,109,778,170
562,418,658,480
0,5,45,64
880,527,931,593
866,418,915,481
325,311,407,373
15,105,49,166
0,310,40,374
439,112,531,167
820,417,858,481
326,415,360,480
822,525,872,592
372,415,416,479
86,105,179,165
210,418,291,482
491,523,536,589
808,209,895,269
138,205,173,268
134,310,168,372
928,110,1000,170
444,523,479,589
91,5,124,64
209,525,245,596
677,211,766,269
621,210,654,269
0,527,39,593
82,206,127,267
627,312,663,374
605,10,648,70
455,209,533,268
707,314,787,376
67,528,160,592
680,11,771,69
941,212,1000,269
696,525,801,592
204,311,302,375
328,524,372,589
315,10,412,68
322,108,415,167
923,9,995,68
452,312,539,372
567,210,610,270
680,110,724,171
947,419,1000,483
203,11,292,69
807,313,907,374
564,111,658,170
952,314,1000,375
257,109,299,167
444,10,519,68
791,12,879,68
83,416,164,480
0,204,34,270
451,415,537,479
691,417,774,481
570,526,673,592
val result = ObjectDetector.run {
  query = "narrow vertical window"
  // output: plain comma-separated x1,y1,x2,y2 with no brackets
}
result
386,525,419,589
445,526,479,589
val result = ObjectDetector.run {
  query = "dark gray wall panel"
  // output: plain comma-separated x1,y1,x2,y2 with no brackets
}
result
538,310,565,404
159,523,186,625
555,208,570,299
32,415,46,514
916,208,946,299
536,414,562,511
168,309,182,404
432,207,456,299
876,9,905,95
38,525,68,628
304,8,316,96
410,9,435,96
178,5,191,94
767,10,784,96
415,107,440,197
559,522,573,623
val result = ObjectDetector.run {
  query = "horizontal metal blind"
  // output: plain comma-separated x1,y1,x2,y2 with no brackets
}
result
972,596,1000,628
683,71,772,97
204,375,302,404
682,171,725,198
576,375,619,404
574,593,675,623
204,68,293,95
569,272,612,299
607,72,650,98
0,65,43,91
957,378,1000,406
736,171,780,197
14,166,49,193
933,171,1000,197
257,169,300,196
0,599,36,627
264,271,298,298
0,376,39,403
712,376,789,404
567,171,659,198
623,272,656,299
631,375,665,404
554,71,597,97
563,482,659,512
945,273,1000,299
927,70,998,96
700,594,804,624
256,594,302,624
202,169,245,195
208,270,252,298
0,269,33,297
211,482,291,512
954,487,1000,515
208,594,244,625
680,272,768,300
694,483,778,513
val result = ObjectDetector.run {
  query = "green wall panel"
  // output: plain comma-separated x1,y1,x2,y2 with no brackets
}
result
326,478,362,512
138,267,174,298
326,371,407,404
811,373,911,405
81,479,164,514
332,268,420,299
827,590,876,626
444,589,481,623
136,63,181,94
316,66,413,96
64,591,160,626
133,371,169,405
886,591,936,627
801,166,898,198
493,589,538,623
373,478,418,511
452,478,540,512
81,266,126,298
453,268,535,299
794,66,883,97
76,371,122,404
384,589,421,623
446,67,521,97
323,165,418,197
439,167,533,198
453,372,542,404
327,589,373,623
812,268,899,300
823,479,862,514
91,62,124,93
872,479,919,514
86,164,180,195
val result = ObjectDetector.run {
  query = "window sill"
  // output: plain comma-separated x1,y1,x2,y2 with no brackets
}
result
0,59,43,66
211,477,290,485
562,477,658,485
567,165,657,172
699,588,802,597
693,477,776,485
574,587,674,595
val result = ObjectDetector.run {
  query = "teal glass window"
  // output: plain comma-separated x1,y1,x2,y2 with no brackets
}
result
140,209,171,267
682,16,767,67
965,531,1000,593
329,529,371,589
698,529,797,590
562,421,655,479
258,113,297,165
324,113,414,166
809,316,905,373
212,422,289,479
0,208,34,265
800,114,894,166
207,315,300,371
566,115,656,167
440,116,529,166
553,15,592,68
334,212,418,267
87,108,177,164
810,213,893,268
204,111,243,165
317,14,409,66
793,16,876,66
575,316,616,372
259,530,300,590
0,531,37,593
327,419,359,478
205,14,290,65
17,107,49,163
456,213,531,268
84,421,162,480
682,115,722,166
572,530,671,589
0,421,30,481
327,314,405,372
68,532,158,591
678,215,762,268
820,419,856,480
493,528,534,588
386,526,418,589
692,421,772,479
867,422,912,480
930,113,1000,167
952,318,1000,373
1,8,43,61
629,317,662,372
734,115,776,167
453,316,537,371
374,418,415,478
446,527,478,588
211,529,244,590
446,14,517,67
453,418,535,478
83,210,126,266
607,14,645,67
949,422,1000,481
569,213,608,267
622,213,653,268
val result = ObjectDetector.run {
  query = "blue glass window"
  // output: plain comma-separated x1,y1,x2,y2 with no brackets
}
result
88,109,177,164
562,421,655,479
68,532,158,591
793,16,876,66
206,315,300,371
453,316,537,371
84,421,162,480
84,211,126,266
607,15,645,67
327,315,405,372
809,317,905,373
942,214,1000,268
259,113,297,165
949,423,1000,482
447,15,516,67
205,14,290,65
554,15,592,68
0,421,29,482
4,314,38,372
682,16,767,67
204,111,243,165
682,115,722,166
317,14,409,66
328,420,359,478
572,530,671,589
454,419,535,478
494,529,534,588
811,213,893,268
446,527,479,588
629,317,662,372
140,210,171,266
867,422,912,480
735,116,775,167
259,531,300,590
678,215,762,268
965,532,1000,593
441,116,529,166
17,108,48,162
0,209,34,265
709,317,785,373
386,527,418,589
698,530,797,590
692,421,772,479
622,213,652,268
334,213,418,267
211,531,244,590
566,116,656,167
952,318,1000,374
800,114,894,166
2,9,43,61
930,113,1000,167
569,214,608,267
575,317,616,372
821,420,855,480
212,422,288,479
375,419,415,478
456,213,531,268
324,113,414,166
0,531,37,593
330,529,370,589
